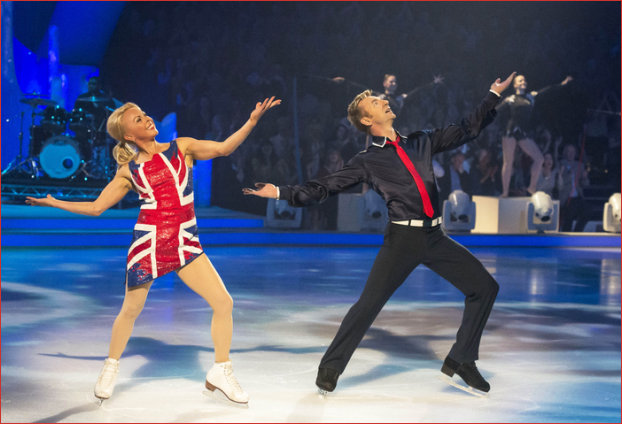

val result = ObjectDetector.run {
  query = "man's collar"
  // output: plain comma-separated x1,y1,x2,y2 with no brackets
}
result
371,130,405,148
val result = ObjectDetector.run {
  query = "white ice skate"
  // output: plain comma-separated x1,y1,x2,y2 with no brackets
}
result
94,358,119,403
205,360,249,404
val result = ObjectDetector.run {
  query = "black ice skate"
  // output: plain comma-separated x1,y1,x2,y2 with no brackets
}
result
440,356,490,397
316,367,340,395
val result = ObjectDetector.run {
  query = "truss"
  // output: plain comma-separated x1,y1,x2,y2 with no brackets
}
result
1,183,100,200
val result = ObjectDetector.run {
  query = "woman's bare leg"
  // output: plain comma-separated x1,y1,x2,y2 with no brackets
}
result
176,254,234,363
179,255,248,403
518,137,544,195
501,136,517,197
108,282,152,359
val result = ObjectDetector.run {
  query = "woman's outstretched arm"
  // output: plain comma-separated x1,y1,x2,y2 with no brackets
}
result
178,96,281,161
25,167,133,216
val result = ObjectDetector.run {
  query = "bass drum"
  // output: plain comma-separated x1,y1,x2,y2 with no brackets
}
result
39,135,82,179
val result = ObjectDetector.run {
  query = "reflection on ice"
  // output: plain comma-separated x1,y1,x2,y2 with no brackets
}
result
1,246,620,422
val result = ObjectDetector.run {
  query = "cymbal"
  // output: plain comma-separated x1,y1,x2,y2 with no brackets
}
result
23,92,48,98
75,95,114,103
20,97,57,107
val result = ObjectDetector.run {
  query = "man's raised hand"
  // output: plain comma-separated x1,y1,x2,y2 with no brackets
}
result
490,72,517,96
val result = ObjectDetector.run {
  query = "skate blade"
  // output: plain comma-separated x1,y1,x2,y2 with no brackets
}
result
317,388,330,398
202,389,249,408
440,374,489,398
88,392,107,407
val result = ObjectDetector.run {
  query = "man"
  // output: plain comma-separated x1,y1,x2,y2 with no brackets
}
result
244,72,516,396
74,76,115,133
557,143,589,232
437,150,472,204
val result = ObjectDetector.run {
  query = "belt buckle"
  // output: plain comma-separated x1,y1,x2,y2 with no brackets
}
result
423,217,441,227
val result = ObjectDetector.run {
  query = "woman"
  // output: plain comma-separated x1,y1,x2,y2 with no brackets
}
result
497,74,572,196
26,96,281,404
535,152,558,197
470,147,501,196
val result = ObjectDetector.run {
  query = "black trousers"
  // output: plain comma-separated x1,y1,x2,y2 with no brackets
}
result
560,196,589,232
319,223,499,373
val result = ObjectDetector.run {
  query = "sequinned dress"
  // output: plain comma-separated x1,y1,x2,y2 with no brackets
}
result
126,140,203,287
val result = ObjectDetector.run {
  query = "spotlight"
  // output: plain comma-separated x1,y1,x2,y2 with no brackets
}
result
442,190,475,232
362,189,388,231
527,191,559,233
265,199,302,228
603,193,621,233
363,189,387,220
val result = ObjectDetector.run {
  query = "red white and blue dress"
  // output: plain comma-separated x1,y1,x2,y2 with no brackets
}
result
126,140,203,287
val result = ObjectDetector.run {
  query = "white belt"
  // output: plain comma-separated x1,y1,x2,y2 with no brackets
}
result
392,217,442,228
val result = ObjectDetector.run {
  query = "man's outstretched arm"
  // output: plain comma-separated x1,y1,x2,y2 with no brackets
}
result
243,159,367,207
429,72,516,153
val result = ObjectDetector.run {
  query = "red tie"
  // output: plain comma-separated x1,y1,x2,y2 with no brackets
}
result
385,137,435,218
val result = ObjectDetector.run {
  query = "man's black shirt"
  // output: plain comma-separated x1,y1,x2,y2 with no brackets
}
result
279,91,500,221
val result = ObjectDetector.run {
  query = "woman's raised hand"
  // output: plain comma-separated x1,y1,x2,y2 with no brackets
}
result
249,97,282,124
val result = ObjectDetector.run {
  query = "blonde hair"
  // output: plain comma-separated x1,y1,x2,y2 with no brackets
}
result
107,102,139,166
347,90,373,133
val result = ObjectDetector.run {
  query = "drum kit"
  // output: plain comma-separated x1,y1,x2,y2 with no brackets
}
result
2,93,117,181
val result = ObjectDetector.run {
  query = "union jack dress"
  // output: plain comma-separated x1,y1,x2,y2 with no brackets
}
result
126,140,203,287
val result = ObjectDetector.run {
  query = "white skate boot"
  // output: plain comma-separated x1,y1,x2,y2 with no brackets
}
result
94,358,119,402
205,361,249,404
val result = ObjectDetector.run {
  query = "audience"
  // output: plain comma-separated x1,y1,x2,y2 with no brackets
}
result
102,2,619,230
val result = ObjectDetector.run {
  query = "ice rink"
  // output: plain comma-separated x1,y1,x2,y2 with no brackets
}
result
2,245,620,423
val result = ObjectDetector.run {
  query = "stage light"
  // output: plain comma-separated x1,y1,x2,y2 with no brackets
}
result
265,199,302,228
361,189,388,231
336,191,387,232
527,191,559,233
602,193,621,233
442,190,475,232
363,189,387,219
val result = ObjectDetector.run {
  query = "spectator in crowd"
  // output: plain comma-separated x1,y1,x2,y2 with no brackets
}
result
332,119,363,162
249,145,274,184
302,132,325,181
437,150,472,203
558,144,590,232
470,147,501,196
535,152,558,197
269,117,293,159
309,148,345,229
